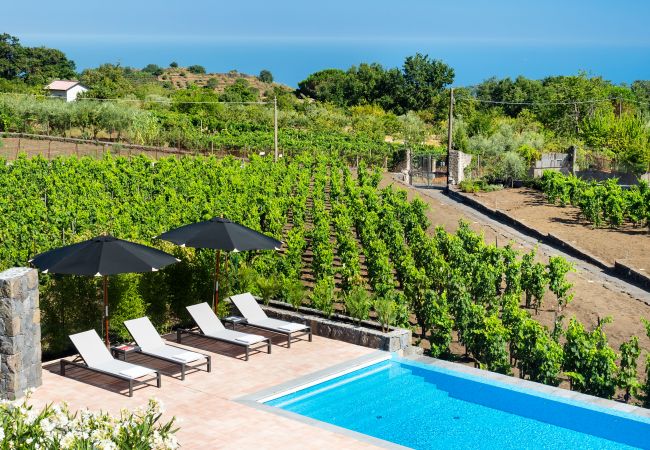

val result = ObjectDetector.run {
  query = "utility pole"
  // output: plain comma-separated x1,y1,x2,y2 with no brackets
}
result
446,88,454,188
274,97,278,162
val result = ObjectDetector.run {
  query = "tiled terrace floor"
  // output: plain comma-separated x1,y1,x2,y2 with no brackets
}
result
30,329,381,449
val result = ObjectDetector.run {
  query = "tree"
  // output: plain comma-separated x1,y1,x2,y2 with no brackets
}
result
0,33,76,85
169,61,179,68
79,64,134,99
142,64,163,77
494,151,527,187
401,53,454,111
297,69,351,106
219,78,259,103
187,65,206,75
258,69,273,84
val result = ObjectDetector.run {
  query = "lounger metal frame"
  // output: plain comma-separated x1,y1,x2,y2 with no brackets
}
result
176,327,271,361
59,358,161,397
243,323,312,348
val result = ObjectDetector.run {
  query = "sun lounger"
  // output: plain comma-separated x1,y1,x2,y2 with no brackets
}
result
61,329,161,397
123,317,211,380
178,303,271,360
229,293,312,347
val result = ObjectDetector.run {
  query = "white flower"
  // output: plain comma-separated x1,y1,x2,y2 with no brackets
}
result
0,427,4,441
60,432,75,449
40,418,55,433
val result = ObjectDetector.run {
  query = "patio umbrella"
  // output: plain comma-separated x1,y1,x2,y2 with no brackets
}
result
29,235,180,346
157,217,282,311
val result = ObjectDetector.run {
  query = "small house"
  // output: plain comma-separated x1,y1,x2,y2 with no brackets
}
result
45,80,88,102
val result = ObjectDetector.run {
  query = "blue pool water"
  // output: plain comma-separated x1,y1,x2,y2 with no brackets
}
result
266,359,650,449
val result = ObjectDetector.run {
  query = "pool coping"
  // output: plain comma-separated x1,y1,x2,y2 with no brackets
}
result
237,350,650,450
235,350,409,450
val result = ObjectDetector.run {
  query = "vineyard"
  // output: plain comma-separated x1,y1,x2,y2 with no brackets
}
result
540,171,650,229
1,153,649,405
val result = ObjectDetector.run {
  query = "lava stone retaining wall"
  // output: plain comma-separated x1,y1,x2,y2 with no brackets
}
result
228,298,411,352
0,267,42,400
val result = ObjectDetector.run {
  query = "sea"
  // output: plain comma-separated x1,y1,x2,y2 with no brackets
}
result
23,37,650,88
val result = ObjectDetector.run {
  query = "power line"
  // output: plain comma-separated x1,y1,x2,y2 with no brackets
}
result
457,96,650,107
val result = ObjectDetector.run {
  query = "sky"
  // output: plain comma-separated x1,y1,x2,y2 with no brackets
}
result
2,1,650,86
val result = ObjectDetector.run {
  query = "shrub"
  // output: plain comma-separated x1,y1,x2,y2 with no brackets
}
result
258,70,273,84
256,275,281,305
283,278,306,311
343,286,371,324
311,276,335,317
0,396,178,449
187,65,206,75
373,293,397,332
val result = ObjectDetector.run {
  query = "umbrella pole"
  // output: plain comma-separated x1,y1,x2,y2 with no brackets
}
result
103,275,109,347
214,250,221,312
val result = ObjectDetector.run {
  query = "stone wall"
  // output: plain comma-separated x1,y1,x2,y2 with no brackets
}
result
532,151,572,178
448,150,472,185
228,298,412,352
0,268,42,400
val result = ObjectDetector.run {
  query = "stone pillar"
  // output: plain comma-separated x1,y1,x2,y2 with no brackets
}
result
0,268,41,400
448,150,473,185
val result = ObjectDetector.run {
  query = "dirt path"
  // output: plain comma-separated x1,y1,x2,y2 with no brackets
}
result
380,174,650,359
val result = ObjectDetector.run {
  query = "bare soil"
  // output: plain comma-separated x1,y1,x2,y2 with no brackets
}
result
470,187,650,274
381,174,650,394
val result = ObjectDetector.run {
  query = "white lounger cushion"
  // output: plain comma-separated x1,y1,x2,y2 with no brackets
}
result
124,317,206,363
186,303,226,335
186,303,267,345
118,365,157,379
229,294,308,333
69,330,156,380
234,334,267,344
69,330,114,367
123,317,165,351
144,345,204,363
229,293,268,321
252,318,308,333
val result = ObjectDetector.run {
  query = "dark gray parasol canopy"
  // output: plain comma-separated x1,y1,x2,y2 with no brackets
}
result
30,235,180,345
157,217,283,309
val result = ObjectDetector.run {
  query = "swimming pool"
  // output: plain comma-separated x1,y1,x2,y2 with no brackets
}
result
264,357,650,449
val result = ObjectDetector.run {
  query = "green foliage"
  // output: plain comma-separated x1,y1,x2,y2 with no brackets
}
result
518,319,564,385
520,247,547,312
424,291,453,358
343,285,372,324
108,273,149,341
258,69,273,83
563,317,618,399
540,171,650,230
142,63,163,76
616,336,641,403
0,33,76,84
311,276,335,318
219,78,259,102
283,278,306,311
373,292,398,332
169,61,178,68
256,274,281,305
466,308,512,375
187,65,206,75
80,63,137,99
547,256,574,312
297,54,453,113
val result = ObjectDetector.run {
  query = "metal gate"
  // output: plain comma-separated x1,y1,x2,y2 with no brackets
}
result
410,155,448,187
